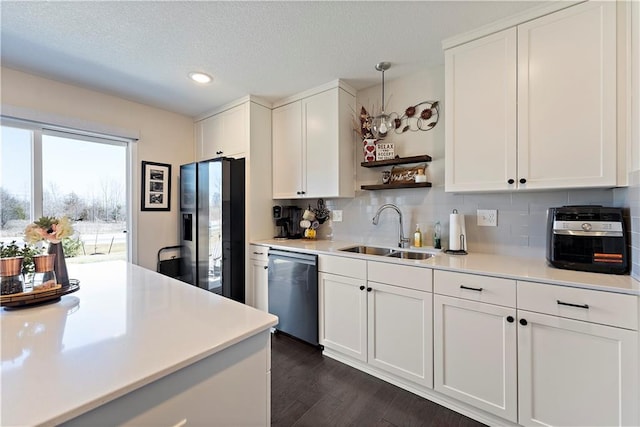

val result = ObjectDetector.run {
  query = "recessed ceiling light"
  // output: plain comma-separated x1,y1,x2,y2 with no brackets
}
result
189,72,212,84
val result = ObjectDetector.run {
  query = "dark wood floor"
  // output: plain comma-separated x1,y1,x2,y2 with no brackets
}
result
271,333,487,427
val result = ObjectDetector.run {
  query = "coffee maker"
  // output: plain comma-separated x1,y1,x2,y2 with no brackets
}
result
273,205,303,239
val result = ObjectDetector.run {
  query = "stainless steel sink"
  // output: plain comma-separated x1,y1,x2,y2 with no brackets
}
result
388,251,434,260
339,245,397,256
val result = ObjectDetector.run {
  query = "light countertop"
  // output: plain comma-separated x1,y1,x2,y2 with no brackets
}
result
0,261,278,427
254,239,640,295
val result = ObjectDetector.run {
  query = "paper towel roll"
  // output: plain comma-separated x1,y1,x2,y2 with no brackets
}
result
449,210,467,251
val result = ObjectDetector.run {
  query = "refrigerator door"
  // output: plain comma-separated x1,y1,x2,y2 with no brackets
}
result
197,160,222,293
180,163,197,285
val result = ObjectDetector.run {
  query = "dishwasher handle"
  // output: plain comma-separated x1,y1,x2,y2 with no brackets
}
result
268,249,317,265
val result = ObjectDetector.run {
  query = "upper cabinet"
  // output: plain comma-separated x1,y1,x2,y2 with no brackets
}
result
195,102,248,160
445,1,617,192
272,81,356,199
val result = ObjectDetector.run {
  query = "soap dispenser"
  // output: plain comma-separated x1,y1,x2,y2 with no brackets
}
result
413,224,422,247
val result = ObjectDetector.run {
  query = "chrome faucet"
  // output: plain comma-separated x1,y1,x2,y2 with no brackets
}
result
372,203,410,248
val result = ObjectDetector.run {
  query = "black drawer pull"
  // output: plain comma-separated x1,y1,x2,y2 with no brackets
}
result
253,251,264,255
359,285,365,291
366,287,372,292
506,316,514,323
263,266,268,270
557,300,589,310
507,179,515,184
460,285,483,292
519,318,528,326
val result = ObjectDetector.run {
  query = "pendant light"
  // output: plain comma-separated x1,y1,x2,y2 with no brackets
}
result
371,62,394,139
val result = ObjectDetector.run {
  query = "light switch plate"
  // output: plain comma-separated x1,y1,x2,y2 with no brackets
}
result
332,210,343,222
477,209,498,227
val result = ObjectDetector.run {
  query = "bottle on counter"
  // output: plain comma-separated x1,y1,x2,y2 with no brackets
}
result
434,221,441,249
413,224,422,247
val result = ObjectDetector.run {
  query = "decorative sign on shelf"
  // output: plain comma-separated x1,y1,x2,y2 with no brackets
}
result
390,163,427,183
375,141,395,161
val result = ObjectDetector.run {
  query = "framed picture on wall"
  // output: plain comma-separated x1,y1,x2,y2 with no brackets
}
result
141,161,171,211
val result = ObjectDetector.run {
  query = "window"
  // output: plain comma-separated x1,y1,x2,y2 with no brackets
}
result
1,121,131,263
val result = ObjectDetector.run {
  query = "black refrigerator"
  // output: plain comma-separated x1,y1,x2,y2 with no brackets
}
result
180,158,245,303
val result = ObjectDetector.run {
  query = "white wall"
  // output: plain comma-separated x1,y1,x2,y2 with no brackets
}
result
0,67,194,270
316,64,638,273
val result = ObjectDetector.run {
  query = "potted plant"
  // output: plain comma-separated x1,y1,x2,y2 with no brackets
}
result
0,241,43,294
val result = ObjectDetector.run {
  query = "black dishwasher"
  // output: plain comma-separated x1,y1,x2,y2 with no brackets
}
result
267,249,318,346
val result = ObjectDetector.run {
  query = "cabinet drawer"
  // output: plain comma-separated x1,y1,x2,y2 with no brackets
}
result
318,255,366,280
249,245,269,262
517,281,638,330
368,261,432,292
434,270,516,307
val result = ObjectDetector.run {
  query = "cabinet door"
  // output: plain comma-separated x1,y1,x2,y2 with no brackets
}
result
272,101,303,199
319,272,367,362
304,89,338,198
518,310,639,427
250,258,268,312
200,113,224,161
517,1,616,189
367,282,433,388
218,103,247,158
445,28,517,192
433,295,517,422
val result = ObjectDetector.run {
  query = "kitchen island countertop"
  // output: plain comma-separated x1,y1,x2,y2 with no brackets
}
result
0,261,278,426
253,238,640,295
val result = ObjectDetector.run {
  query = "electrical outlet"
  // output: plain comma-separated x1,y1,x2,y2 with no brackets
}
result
332,210,343,222
477,209,498,227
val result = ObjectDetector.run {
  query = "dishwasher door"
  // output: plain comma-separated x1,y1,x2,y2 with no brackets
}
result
268,249,318,346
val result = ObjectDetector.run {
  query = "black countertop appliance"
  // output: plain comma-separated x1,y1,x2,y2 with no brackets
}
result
547,205,628,274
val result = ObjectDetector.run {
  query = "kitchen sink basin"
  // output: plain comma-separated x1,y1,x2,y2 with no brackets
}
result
339,245,397,256
388,251,434,260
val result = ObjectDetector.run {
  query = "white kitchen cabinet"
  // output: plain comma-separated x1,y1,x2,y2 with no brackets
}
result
318,271,367,362
517,311,638,427
196,102,248,160
433,295,517,422
320,257,433,388
433,270,518,422
249,245,269,311
367,281,433,388
445,1,617,192
272,81,356,199
517,280,639,427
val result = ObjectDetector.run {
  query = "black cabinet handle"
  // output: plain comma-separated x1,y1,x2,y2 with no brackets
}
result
506,316,514,323
507,179,515,184
366,287,372,292
263,266,268,270
216,150,223,155
359,285,365,291
301,191,306,195
557,300,589,310
253,251,264,255
519,178,527,184
460,285,483,292
296,191,301,195
519,318,528,326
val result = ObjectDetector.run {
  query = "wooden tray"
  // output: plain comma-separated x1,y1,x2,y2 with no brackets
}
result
1,279,80,309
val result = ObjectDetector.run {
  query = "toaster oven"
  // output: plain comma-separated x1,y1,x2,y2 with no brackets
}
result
546,206,628,274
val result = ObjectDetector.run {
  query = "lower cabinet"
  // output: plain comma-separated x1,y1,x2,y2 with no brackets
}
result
319,258,433,389
319,271,367,361
516,280,639,427
433,294,517,422
367,281,432,388
249,245,269,311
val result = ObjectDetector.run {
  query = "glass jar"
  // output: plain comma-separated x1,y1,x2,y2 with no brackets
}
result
32,254,57,290
0,256,25,295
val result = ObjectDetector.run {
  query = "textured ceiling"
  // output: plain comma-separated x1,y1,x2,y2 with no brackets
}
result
1,1,545,118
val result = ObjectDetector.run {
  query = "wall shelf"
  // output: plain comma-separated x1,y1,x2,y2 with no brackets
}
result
361,182,432,191
360,154,432,168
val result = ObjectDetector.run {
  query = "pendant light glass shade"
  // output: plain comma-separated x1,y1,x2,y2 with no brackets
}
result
371,62,393,139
